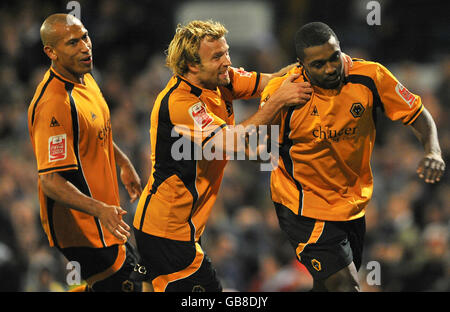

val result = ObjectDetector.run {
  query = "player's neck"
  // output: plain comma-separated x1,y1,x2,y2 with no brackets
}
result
51,62,85,85
183,72,216,91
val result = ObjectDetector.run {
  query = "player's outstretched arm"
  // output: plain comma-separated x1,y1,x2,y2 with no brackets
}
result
409,107,445,183
201,73,312,159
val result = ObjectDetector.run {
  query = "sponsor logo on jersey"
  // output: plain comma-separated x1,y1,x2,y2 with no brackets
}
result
97,119,112,146
48,134,67,162
312,125,358,142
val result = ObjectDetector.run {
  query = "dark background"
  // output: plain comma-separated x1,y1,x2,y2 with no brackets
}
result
0,0,448,292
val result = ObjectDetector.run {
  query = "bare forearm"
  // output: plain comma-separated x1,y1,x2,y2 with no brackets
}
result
40,170,131,240
213,73,310,154
210,96,284,156
113,141,143,202
113,142,131,167
241,96,284,128
39,172,102,217
410,108,441,155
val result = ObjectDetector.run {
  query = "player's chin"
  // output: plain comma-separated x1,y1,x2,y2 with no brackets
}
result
218,76,231,86
78,64,93,75
322,76,342,89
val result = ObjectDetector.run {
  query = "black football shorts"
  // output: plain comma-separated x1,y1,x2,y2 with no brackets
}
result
60,242,142,292
274,202,365,280
133,228,222,292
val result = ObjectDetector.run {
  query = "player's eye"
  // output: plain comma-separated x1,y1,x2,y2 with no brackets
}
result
312,62,324,69
330,52,341,62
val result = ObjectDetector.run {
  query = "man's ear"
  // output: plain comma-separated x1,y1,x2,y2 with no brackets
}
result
187,62,200,74
43,46,57,61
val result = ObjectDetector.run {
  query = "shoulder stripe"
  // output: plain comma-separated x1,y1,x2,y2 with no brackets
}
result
346,74,384,126
139,77,183,230
346,75,383,109
280,107,304,215
31,71,55,126
178,76,202,97
62,82,107,248
146,77,199,241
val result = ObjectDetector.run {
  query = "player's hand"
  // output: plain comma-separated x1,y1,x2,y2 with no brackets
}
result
119,162,143,203
97,204,131,241
416,153,445,183
341,52,353,77
272,73,313,108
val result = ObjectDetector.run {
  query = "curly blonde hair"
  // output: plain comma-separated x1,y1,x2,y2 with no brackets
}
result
166,20,228,76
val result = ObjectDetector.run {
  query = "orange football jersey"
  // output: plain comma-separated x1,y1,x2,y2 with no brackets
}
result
133,67,261,241
28,68,122,248
261,60,423,221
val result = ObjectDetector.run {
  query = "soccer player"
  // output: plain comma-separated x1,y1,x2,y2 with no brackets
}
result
131,19,330,292
260,22,446,291
28,14,143,292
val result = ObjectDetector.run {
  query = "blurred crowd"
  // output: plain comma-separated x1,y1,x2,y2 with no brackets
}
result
0,0,448,292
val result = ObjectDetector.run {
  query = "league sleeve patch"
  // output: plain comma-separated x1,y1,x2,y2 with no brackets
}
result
48,134,67,162
188,102,214,130
233,67,252,78
395,82,416,108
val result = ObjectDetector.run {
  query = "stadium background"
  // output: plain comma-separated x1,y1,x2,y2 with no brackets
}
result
0,0,448,291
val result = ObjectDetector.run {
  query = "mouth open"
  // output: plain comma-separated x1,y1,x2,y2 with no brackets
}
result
326,74,340,82
80,55,92,64
219,71,229,79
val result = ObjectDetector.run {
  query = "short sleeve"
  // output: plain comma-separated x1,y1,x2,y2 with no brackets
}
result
227,67,261,100
169,95,228,149
374,63,424,125
31,96,78,174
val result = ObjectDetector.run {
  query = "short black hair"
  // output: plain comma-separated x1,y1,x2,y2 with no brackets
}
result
295,22,339,61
